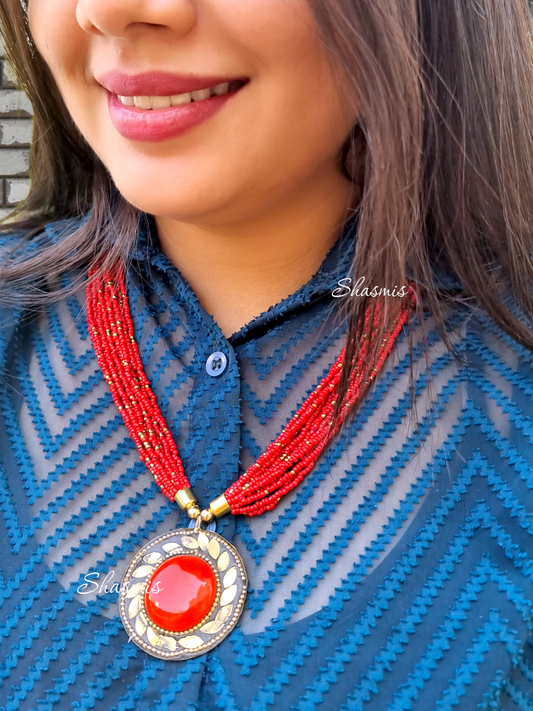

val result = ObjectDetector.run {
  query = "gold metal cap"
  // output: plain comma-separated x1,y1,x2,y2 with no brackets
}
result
174,488,198,511
209,494,231,518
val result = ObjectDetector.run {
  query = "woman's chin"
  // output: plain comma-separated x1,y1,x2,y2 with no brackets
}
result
110,181,221,221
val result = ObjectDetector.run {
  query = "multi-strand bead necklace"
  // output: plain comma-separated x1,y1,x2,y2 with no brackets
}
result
86,265,412,660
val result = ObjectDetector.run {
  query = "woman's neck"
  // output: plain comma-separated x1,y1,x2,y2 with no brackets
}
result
155,170,357,339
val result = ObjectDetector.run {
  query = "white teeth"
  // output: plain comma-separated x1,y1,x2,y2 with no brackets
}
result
191,88,211,102
134,96,152,109
118,82,235,110
150,96,171,109
212,82,229,96
171,92,192,106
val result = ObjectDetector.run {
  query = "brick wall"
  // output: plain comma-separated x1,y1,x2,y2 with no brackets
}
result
0,40,33,221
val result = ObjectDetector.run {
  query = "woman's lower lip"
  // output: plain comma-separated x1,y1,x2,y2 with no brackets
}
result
107,90,237,142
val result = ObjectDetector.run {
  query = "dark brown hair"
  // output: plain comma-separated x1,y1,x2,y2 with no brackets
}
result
1,0,533,438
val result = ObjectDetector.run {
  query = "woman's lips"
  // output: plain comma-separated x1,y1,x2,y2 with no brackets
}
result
107,90,238,142
98,71,245,97
100,73,249,143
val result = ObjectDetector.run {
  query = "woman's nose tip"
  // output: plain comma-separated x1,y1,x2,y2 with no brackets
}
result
75,0,197,39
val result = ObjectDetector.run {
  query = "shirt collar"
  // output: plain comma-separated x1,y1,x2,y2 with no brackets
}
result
130,211,358,342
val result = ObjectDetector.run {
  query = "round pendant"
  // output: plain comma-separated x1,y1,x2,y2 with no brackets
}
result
119,527,248,660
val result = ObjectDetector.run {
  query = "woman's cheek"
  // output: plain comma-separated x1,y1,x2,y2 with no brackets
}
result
29,0,86,68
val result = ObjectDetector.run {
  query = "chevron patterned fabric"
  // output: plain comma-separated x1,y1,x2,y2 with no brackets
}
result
0,214,532,710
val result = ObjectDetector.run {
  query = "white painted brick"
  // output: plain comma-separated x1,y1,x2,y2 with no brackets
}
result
3,58,17,84
5,178,29,206
0,149,31,177
0,119,32,146
0,89,33,117
0,208,15,222
1,59,18,90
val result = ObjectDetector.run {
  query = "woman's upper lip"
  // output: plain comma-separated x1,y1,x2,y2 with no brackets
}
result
97,71,247,96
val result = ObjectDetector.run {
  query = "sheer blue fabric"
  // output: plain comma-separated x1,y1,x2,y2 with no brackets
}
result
1,214,533,710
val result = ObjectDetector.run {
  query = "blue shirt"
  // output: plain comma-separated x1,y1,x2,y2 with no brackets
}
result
1,214,533,711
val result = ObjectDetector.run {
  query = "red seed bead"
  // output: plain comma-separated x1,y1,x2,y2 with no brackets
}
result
87,266,414,514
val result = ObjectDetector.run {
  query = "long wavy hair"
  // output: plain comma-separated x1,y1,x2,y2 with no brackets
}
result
1,0,533,437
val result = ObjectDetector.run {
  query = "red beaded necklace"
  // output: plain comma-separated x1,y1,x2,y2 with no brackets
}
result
87,266,412,660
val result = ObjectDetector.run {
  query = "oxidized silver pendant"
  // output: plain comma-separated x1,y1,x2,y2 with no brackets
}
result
119,523,248,660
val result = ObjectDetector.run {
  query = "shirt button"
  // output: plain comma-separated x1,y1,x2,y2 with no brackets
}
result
206,351,228,377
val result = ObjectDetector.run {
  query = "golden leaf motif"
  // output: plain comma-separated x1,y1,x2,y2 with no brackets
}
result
218,551,230,572
220,584,237,607
181,536,199,550
223,567,237,588
198,532,209,551
162,542,182,554
197,607,233,635
125,582,144,599
208,539,220,560
143,552,163,565
161,636,177,652
178,635,204,650
217,605,233,623
135,616,147,636
132,565,154,578
128,596,141,619
147,627,163,647
200,619,225,635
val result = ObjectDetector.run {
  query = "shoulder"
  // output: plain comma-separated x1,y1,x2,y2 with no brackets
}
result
0,213,89,259
0,214,91,364
459,299,533,379
396,297,533,474
442,301,533,485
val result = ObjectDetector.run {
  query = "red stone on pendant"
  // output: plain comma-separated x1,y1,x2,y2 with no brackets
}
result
144,555,217,632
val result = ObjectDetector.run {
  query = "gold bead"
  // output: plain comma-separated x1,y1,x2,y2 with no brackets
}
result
187,506,201,519
200,509,214,523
